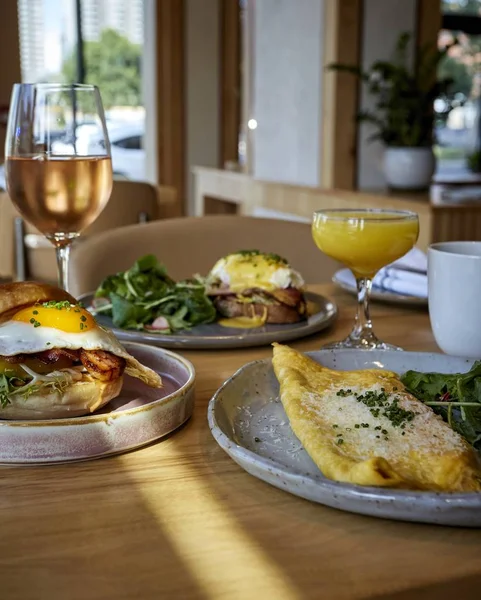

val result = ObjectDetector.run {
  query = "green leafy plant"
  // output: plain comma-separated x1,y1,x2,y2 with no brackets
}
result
328,32,457,147
467,149,481,173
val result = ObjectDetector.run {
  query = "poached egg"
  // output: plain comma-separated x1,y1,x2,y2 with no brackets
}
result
207,251,305,293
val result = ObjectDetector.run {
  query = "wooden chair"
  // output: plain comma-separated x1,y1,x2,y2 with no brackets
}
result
0,181,178,283
68,215,341,297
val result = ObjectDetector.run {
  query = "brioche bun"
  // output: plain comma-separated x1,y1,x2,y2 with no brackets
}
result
213,297,305,324
0,374,123,420
0,281,77,323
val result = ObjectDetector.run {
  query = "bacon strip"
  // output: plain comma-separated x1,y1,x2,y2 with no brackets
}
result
1,348,125,382
79,349,126,382
209,286,305,309
2,349,80,364
269,288,303,307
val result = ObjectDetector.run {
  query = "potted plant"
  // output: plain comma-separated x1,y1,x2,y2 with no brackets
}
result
329,32,456,191
467,149,481,173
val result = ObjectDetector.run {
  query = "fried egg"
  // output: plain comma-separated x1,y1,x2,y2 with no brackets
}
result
0,302,160,387
208,251,304,292
272,343,481,492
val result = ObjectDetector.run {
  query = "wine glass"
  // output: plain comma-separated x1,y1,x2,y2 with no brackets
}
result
4,83,113,291
312,209,419,350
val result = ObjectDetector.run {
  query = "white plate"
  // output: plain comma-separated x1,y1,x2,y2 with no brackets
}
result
208,350,481,527
333,269,427,306
0,343,195,464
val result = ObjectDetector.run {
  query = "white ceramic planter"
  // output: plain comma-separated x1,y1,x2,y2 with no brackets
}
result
383,147,435,191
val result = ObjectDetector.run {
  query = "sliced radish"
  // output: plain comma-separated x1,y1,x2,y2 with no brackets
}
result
91,297,110,309
145,316,170,331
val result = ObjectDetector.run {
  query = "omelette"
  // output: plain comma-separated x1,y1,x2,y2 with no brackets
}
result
272,344,481,492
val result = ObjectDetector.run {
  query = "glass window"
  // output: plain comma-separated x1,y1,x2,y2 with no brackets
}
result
442,0,481,15
16,0,146,181
435,30,481,176
435,2,481,178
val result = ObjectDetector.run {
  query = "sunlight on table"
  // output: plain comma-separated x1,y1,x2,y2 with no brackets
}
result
121,451,300,599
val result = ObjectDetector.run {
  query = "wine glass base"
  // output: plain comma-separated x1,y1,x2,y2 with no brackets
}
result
321,337,403,351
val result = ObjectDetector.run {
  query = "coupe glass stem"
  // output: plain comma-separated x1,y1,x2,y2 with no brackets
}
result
350,277,377,345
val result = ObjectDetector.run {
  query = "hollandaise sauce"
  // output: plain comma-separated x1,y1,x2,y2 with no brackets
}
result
218,315,267,329
218,306,268,329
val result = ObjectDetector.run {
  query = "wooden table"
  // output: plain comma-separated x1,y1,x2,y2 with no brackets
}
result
1,285,481,600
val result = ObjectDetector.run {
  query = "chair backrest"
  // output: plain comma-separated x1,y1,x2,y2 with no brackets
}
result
2,181,178,283
69,215,341,297
0,191,17,279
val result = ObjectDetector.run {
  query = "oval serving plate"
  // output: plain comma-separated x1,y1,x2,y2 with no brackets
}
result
0,342,195,465
79,291,338,350
208,350,481,527
333,269,427,307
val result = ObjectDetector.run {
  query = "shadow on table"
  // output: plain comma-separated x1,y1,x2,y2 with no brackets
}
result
373,572,481,600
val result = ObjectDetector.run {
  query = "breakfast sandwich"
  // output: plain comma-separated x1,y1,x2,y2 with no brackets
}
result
0,282,162,420
206,250,307,324
272,343,481,492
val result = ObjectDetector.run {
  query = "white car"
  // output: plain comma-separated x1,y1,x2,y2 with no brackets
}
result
89,122,146,181
51,121,146,181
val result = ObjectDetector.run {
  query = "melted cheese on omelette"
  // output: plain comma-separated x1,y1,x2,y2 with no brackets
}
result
272,343,481,492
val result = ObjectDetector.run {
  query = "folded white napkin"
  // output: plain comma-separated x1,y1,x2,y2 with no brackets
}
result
335,248,428,298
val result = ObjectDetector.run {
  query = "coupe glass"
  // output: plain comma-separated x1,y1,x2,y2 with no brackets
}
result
312,209,419,350
4,83,113,291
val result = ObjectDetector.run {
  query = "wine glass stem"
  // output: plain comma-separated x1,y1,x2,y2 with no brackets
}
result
55,243,72,292
351,277,375,341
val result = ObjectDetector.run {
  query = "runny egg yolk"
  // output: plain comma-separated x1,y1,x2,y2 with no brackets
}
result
11,302,96,333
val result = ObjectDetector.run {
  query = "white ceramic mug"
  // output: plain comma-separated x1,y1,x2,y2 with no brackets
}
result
428,241,481,358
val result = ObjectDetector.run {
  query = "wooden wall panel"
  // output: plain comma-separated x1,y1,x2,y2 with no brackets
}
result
417,0,442,50
155,0,185,216
321,0,363,190
0,0,21,163
220,0,241,167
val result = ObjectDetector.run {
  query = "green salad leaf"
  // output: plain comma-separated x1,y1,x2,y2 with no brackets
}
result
400,361,481,448
0,370,74,408
93,255,217,334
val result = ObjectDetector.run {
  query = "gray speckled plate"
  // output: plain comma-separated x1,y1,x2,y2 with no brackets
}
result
333,269,427,307
208,350,481,527
79,292,337,350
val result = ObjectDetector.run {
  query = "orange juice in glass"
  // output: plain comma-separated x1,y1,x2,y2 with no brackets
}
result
312,209,419,349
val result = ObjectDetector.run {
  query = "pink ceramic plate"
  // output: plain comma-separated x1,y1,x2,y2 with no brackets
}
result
0,342,195,465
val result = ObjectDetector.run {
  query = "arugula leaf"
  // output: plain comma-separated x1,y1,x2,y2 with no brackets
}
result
401,361,481,448
109,292,148,329
131,254,169,276
94,255,217,334
0,373,13,408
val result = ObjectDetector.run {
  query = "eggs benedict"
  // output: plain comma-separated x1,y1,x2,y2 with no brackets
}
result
206,250,307,324
0,281,162,420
